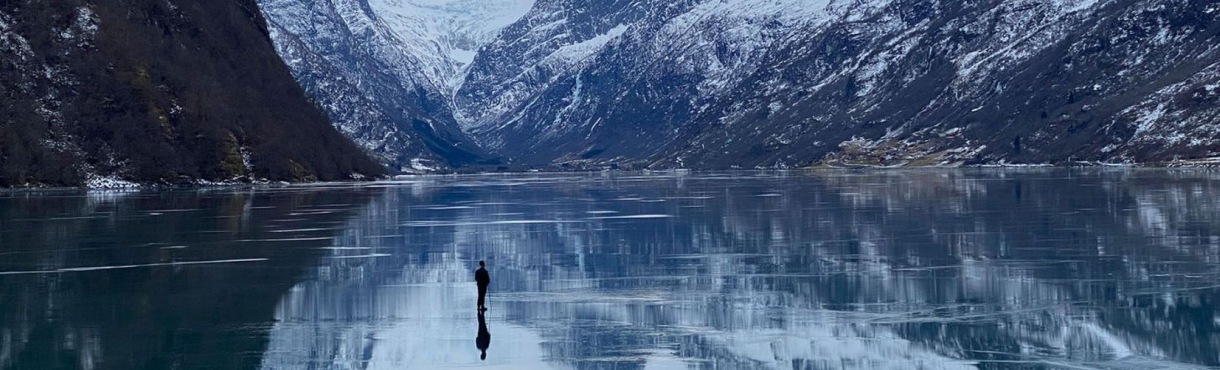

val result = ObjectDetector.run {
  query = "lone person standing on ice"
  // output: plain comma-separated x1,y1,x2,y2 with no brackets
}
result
475,260,490,311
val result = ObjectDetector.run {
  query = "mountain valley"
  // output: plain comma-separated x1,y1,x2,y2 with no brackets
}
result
264,0,1220,170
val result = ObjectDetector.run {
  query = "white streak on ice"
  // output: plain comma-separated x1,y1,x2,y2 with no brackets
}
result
586,214,674,220
326,254,393,259
239,237,334,242
404,220,583,227
0,258,269,275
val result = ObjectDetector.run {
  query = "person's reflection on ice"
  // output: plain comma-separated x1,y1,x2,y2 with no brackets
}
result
476,312,491,360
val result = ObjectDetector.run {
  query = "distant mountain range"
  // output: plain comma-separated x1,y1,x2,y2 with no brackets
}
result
264,0,1220,170
2,0,1217,187
0,0,383,187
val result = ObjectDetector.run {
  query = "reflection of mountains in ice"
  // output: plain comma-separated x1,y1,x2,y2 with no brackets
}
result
260,171,1220,369
0,187,382,370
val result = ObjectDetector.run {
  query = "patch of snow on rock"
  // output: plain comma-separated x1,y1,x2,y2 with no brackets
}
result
542,24,628,67
86,175,140,190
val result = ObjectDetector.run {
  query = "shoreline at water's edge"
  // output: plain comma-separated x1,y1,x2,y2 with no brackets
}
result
5,162,1220,192
811,158,1220,170
0,175,392,193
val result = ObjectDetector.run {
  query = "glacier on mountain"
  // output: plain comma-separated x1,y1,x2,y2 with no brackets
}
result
259,0,531,170
366,0,534,91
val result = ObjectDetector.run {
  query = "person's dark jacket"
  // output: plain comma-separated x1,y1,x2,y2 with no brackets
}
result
475,268,490,287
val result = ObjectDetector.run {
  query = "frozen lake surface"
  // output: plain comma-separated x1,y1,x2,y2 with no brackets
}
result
2,170,1220,369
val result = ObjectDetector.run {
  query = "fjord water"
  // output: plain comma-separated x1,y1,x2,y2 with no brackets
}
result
2,170,1219,370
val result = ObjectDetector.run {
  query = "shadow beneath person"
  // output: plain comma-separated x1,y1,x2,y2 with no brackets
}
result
477,312,491,360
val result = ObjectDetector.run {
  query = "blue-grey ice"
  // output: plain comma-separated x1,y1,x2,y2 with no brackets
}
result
2,170,1219,369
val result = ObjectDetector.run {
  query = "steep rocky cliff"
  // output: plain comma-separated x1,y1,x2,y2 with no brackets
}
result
0,0,383,186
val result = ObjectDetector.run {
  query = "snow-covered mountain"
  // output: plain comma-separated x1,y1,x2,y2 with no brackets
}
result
369,0,536,90
263,0,1220,170
259,0,532,171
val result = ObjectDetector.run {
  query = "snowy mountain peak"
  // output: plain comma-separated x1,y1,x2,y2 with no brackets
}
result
260,0,526,170
369,0,535,91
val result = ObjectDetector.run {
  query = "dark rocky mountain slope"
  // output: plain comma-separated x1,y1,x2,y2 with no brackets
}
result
0,0,384,187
